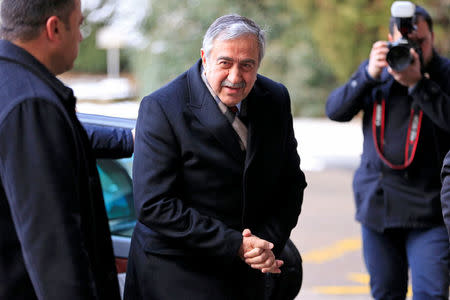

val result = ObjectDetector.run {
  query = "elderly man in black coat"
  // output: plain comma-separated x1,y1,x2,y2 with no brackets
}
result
0,0,133,299
125,14,306,300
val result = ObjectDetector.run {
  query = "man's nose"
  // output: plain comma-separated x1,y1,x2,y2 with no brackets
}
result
227,65,242,83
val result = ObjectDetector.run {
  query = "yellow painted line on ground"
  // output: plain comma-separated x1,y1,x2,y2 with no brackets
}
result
347,272,369,284
314,285,412,297
302,238,362,263
313,285,370,295
314,272,413,296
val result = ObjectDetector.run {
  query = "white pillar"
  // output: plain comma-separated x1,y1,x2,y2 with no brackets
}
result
107,48,120,78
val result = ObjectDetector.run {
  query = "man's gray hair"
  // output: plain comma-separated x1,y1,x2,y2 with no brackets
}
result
202,14,266,64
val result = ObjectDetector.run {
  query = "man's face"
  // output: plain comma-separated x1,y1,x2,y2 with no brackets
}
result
57,0,83,74
201,34,260,107
390,16,434,66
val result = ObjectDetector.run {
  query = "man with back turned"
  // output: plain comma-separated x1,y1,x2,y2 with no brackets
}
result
0,0,133,299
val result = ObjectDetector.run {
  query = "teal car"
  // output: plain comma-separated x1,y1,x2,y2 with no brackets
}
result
78,113,136,275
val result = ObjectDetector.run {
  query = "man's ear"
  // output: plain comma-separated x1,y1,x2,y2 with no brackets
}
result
200,48,207,67
45,16,62,42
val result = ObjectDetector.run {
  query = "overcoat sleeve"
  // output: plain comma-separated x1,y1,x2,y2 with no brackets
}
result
325,60,379,122
83,124,134,159
410,64,450,132
0,99,98,299
441,150,450,241
133,97,243,262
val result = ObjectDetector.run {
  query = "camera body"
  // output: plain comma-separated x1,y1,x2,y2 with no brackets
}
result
386,1,421,71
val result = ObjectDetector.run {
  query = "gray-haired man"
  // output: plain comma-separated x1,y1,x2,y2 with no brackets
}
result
124,14,306,300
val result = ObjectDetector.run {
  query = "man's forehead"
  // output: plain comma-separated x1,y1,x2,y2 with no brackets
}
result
415,17,431,34
210,36,259,54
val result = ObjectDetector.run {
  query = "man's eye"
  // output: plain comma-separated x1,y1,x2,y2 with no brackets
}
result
241,64,253,71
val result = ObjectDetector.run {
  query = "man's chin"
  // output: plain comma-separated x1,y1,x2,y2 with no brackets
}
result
221,97,244,107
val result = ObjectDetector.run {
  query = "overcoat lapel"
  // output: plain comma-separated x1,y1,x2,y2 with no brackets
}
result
186,61,245,163
244,82,268,171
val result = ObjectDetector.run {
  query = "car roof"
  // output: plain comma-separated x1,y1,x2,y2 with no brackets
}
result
77,112,136,129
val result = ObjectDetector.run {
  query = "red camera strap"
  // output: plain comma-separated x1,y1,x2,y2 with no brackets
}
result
372,98,423,170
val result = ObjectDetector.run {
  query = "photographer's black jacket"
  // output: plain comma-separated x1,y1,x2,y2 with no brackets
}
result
326,51,450,232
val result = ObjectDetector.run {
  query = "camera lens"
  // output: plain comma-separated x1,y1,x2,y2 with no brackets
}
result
387,45,412,71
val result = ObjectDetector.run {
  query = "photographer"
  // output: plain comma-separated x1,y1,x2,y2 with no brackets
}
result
326,2,450,299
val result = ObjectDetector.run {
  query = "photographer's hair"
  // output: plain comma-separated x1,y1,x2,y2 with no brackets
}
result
389,5,433,34
202,14,266,65
0,0,75,41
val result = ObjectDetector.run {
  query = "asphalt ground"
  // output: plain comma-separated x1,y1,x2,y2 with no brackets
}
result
291,169,413,300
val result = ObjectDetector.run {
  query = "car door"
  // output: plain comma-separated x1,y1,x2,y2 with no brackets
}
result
77,113,136,272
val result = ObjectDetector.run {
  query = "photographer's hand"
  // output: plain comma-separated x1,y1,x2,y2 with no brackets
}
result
368,41,389,79
388,48,422,88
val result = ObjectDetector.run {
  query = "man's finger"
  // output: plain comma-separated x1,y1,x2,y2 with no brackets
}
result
373,40,388,49
244,247,264,258
245,251,270,264
252,238,273,250
262,267,281,274
250,257,275,269
275,259,284,267
242,228,252,237
410,48,420,62
261,260,284,274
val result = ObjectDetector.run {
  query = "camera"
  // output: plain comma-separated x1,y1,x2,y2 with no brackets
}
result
386,1,421,71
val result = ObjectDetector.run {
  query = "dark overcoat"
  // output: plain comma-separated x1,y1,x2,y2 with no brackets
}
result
326,52,450,232
125,60,306,299
0,40,133,300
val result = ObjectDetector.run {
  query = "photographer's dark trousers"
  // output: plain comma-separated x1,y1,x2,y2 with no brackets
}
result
362,225,449,300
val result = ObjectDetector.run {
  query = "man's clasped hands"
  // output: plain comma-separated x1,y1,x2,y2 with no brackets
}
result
238,229,284,274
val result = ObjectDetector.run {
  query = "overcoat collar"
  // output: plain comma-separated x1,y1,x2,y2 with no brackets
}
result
186,59,268,166
0,40,76,110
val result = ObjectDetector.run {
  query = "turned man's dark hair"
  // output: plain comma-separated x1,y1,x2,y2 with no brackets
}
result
0,0,75,41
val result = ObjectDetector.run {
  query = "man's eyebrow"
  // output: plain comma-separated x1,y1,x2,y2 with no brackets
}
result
240,58,256,65
216,56,233,61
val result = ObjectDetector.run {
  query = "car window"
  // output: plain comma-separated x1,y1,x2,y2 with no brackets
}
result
97,157,136,237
